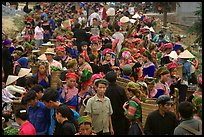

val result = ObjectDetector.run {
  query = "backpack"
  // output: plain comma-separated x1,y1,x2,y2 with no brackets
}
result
178,120,202,135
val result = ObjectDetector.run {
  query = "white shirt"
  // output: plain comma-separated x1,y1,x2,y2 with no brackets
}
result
112,32,124,56
6,85,26,95
34,26,44,40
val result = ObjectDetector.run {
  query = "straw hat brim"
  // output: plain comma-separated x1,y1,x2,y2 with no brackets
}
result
120,16,130,23
38,53,47,61
18,68,32,78
178,50,195,59
6,75,19,86
168,51,178,59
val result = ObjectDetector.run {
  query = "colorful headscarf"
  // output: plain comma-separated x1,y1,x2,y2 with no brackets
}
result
56,46,65,52
122,51,131,59
197,74,202,85
80,69,93,83
66,72,79,80
67,59,77,69
102,48,112,55
156,66,169,77
91,73,103,83
126,81,141,94
192,95,202,119
78,115,92,125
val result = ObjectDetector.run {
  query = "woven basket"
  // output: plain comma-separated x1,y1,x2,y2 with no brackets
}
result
141,98,158,128
51,71,62,90
116,77,131,98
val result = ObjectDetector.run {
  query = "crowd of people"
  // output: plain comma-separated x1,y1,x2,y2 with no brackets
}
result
2,2,202,135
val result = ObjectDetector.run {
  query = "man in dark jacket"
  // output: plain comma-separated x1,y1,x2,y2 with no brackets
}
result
2,40,14,82
144,95,179,135
104,71,130,135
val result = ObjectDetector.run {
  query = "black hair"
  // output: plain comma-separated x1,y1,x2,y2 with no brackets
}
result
114,24,120,32
56,104,78,130
15,107,28,121
41,88,59,102
80,41,88,46
105,71,117,83
75,23,81,29
21,96,27,105
93,18,98,21
178,101,194,119
25,76,37,88
24,90,37,102
30,84,44,93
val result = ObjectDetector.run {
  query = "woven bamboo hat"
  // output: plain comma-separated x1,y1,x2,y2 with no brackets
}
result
6,75,19,86
178,49,195,59
44,48,56,55
42,41,55,46
120,16,130,23
18,68,32,78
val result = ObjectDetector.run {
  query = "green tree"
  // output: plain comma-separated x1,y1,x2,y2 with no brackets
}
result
153,2,178,27
188,3,202,47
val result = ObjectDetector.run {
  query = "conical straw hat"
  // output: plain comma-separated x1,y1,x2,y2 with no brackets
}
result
18,68,31,78
178,49,195,59
6,75,19,86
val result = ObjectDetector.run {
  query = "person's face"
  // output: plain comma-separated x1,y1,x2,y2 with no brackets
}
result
37,92,43,100
161,73,170,82
45,54,53,61
66,78,77,88
43,100,53,109
96,83,107,96
174,36,179,42
79,123,92,135
90,43,98,51
55,112,62,123
27,98,37,108
170,69,177,77
160,103,172,113
105,53,111,61
57,50,64,57
82,45,88,51
39,64,47,74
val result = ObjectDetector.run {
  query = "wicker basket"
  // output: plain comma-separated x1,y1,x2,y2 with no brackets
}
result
51,71,62,90
141,98,158,128
116,77,131,98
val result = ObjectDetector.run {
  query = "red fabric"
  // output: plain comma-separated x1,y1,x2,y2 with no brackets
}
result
19,121,36,135
193,59,199,69
102,7,107,20
66,73,79,79
56,46,65,51
112,38,119,53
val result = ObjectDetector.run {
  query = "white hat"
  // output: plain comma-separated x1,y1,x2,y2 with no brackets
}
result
149,27,155,32
120,16,130,23
178,50,195,59
129,19,136,24
132,13,140,19
18,68,31,78
168,51,178,59
32,49,41,53
44,48,56,55
6,75,19,86
38,53,47,61
42,41,55,46
144,26,150,30
106,8,115,16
